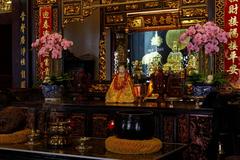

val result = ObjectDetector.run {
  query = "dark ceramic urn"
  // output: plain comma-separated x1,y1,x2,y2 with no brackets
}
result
115,110,154,140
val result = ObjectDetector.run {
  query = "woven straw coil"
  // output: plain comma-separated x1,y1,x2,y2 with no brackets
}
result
0,129,32,144
105,136,162,154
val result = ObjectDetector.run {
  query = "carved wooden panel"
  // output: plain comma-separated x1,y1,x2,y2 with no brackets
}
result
49,111,66,122
105,5,121,12
162,1,179,9
127,13,179,30
215,0,225,72
70,113,86,137
180,0,208,27
125,4,140,11
62,0,96,26
36,0,57,5
104,0,179,13
88,82,110,99
182,0,207,5
26,108,36,130
181,7,208,18
26,108,49,134
105,14,125,26
52,7,59,33
177,114,189,143
37,110,48,134
163,115,175,142
143,2,161,9
189,114,213,160
215,0,224,27
92,114,109,138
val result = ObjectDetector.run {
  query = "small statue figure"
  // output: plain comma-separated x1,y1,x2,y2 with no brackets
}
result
166,71,183,97
163,41,183,73
145,67,165,98
71,68,91,101
132,60,145,84
187,54,199,75
105,64,135,103
206,74,214,84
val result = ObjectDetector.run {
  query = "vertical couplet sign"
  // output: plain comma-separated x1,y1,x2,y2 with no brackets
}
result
39,6,52,80
224,0,240,84
20,12,27,88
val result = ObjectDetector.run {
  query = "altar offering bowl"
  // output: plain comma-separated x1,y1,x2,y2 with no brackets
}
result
115,110,154,140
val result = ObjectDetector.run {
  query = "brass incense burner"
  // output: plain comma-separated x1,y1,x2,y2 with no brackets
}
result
48,121,71,146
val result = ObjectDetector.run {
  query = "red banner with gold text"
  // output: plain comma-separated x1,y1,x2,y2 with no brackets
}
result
39,6,52,80
224,0,240,88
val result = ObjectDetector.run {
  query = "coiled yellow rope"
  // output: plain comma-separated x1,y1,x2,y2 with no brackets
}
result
0,129,32,144
105,136,162,154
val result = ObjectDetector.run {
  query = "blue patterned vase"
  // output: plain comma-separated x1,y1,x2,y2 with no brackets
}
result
42,84,64,103
192,84,213,97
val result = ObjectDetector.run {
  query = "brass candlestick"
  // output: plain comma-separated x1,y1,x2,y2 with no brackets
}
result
75,137,92,153
27,129,41,145
48,121,71,146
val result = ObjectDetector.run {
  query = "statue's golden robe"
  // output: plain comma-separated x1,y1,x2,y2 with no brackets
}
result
105,73,135,103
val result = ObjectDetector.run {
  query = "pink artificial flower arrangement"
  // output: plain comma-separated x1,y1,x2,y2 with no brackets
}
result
179,21,228,55
31,32,73,59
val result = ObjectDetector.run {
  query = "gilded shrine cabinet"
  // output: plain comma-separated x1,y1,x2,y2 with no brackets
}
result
25,0,231,160
44,1,221,160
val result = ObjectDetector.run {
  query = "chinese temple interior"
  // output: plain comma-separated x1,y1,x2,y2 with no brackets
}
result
0,0,240,160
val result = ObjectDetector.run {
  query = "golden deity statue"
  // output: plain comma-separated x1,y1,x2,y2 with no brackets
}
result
162,29,189,73
105,64,135,103
187,53,199,75
163,41,183,73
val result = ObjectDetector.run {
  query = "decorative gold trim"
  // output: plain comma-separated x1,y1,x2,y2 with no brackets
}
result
182,0,207,5
180,18,207,27
62,0,95,26
88,83,110,93
126,9,179,16
33,9,41,82
181,7,208,18
62,0,163,26
85,0,161,9
128,17,145,28
215,0,225,72
52,8,59,33
36,0,56,5
215,0,224,27
99,32,107,81
0,0,12,13
105,14,125,26
127,13,179,30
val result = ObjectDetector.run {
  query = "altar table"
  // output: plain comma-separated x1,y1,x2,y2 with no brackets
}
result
0,137,187,160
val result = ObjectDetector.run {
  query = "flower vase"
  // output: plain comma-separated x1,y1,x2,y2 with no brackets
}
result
207,54,215,75
42,84,64,103
52,59,63,78
198,49,215,77
192,84,214,97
